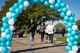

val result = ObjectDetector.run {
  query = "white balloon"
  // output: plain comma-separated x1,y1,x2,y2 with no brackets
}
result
66,10,71,16
66,5,69,9
1,32,6,37
68,50,76,53
49,0,55,4
24,1,29,7
8,18,14,25
6,12,12,18
67,38,70,42
72,46,78,52
0,47,2,52
10,25,14,31
72,25,78,30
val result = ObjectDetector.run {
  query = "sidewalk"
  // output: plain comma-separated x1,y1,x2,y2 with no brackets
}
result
11,35,67,53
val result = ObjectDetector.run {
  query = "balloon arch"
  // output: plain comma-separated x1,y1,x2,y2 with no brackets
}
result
0,0,79,53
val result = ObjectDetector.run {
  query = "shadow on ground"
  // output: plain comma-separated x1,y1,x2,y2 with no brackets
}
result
11,43,66,53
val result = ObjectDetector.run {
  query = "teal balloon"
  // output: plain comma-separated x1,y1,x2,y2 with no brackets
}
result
33,0,40,4
6,41,11,46
74,35,79,40
57,0,62,3
66,33,72,38
61,3,66,7
1,37,7,43
44,1,49,7
55,3,60,9
67,22,72,28
18,0,24,4
67,28,72,33
3,23,9,29
65,46,72,51
68,42,73,47
69,37,74,42
73,22,76,25
1,27,5,32
60,12,65,18
5,28,11,34
58,8,62,13
40,0,45,3
9,7,15,13
62,7,68,12
64,16,69,21
1,43,6,47
6,34,12,41
19,4,24,10
71,30,77,35
69,17,74,22
64,21,68,25
12,13,17,18
14,3,19,8
2,47,8,53
50,4,54,9
15,8,21,14
71,13,75,17
2,17,9,23
73,41,78,45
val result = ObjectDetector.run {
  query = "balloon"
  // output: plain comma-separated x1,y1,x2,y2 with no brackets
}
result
68,42,73,47
68,50,76,53
67,22,72,28
2,47,8,53
10,25,14,31
1,27,5,32
1,32,6,37
61,3,66,7
65,46,72,51
67,28,72,33
55,3,60,9
8,18,14,25
33,0,40,4
64,16,69,21
24,1,29,7
15,8,21,14
69,17,74,22
74,35,79,40
2,23,9,29
60,12,65,18
62,7,68,12
66,10,72,16
49,0,55,4
57,8,62,13
66,5,69,9
44,1,49,7
64,21,68,25
67,38,70,42
6,12,12,19
6,34,12,41
40,0,45,3
72,46,78,52
73,22,76,25
71,30,77,35
69,37,74,42
18,0,25,4
19,4,24,10
1,37,7,43
73,41,78,45
5,28,11,34
57,0,62,3
71,13,75,17
6,41,11,46
9,7,15,13
50,4,54,9
14,3,19,8
12,13,17,18
2,17,9,23
72,25,78,30
1,43,6,47
66,33,72,38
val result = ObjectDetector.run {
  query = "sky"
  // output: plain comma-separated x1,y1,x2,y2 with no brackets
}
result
0,0,80,20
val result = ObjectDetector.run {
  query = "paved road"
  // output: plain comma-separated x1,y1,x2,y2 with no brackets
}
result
11,35,67,53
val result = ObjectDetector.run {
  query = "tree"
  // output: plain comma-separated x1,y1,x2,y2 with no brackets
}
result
76,19,80,30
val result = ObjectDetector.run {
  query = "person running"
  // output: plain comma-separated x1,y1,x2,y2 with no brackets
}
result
28,19,36,45
61,27,66,37
39,22,45,43
46,21,56,44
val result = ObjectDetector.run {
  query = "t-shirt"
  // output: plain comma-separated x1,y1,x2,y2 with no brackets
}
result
46,25,54,34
